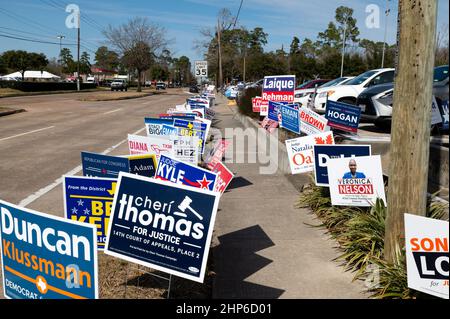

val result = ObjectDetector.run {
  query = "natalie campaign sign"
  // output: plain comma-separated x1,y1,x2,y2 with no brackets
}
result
280,103,300,134
210,161,234,195
313,145,372,186
104,172,220,283
155,154,217,191
327,155,386,207
63,176,116,249
404,214,449,299
299,107,329,135
285,132,334,174
262,75,296,103
325,100,361,133
0,200,98,299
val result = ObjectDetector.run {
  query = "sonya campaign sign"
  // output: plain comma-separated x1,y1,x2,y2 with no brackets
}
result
0,200,98,299
327,155,386,207
405,214,449,299
210,161,234,195
171,135,199,165
262,75,296,103
325,100,361,133
63,176,116,249
155,154,217,191
286,132,334,174
313,145,371,186
104,172,220,283
81,152,129,178
145,118,177,137
299,107,329,135
280,103,300,134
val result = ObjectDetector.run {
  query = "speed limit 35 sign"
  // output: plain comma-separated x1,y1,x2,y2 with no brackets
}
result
195,61,208,78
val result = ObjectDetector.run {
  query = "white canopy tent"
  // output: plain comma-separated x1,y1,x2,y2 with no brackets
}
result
1,71,61,80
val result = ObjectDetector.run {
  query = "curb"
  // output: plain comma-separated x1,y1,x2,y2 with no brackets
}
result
0,108,26,117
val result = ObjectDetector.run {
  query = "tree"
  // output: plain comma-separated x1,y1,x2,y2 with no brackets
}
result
94,46,119,71
103,17,170,92
290,37,300,55
79,51,91,75
1,50,48,80
360,39,395,69
60,48,76,74
0,55,7,75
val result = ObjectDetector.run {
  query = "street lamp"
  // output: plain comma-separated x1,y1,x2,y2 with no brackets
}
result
340,17,349,78
56,35,65,63
381,0,391,68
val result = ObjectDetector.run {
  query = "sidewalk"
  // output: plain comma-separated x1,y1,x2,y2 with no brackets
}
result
211,95,368,299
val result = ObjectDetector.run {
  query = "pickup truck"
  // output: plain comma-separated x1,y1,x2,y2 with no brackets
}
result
110,79,128,91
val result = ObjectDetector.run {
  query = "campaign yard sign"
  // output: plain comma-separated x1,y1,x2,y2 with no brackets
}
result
173,119,208,154
205,139,231,170
210,161,234,195
146,136,174,161
327,155,386,207
268,101,283,122
0,200,98,299
128,134,152,155
262,75,296,103
171,135,199,165
431,96,443,125
145,118,177,137
81,152,129,178
280,103,300,134
128,154,157,178
155,154,217,191
252,96,262,113
313,145,371,186
299,107,329,135
260,117,279,133
104,172,220,283
204,108,216,121
325,100,361,133
285,132,334,174
63,176,116,249
404,214,449,299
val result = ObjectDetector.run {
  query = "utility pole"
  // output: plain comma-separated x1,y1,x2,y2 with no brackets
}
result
57,35,65,64
384,0,438,263
217,19,223,89
76,11,80,91
381,0,390,68
340,18,348,78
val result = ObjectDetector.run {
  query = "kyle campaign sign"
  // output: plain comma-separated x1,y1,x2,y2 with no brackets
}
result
299,107,329,135
313,145,371,186
327,155,386,207
404,214,449,299
0,200,98,299
262,75,296,103
325,100,361,133
285,132,334,174
104,172,220,283
210,161,234,195
145,118,177,137
63,176,116,249
155,154,217,191
280,103,300,134
81,152,129,178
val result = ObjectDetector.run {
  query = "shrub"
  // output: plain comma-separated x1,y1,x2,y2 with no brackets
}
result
237,86,261,119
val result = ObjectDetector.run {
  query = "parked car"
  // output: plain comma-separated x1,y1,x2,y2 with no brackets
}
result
313,68,395,113
294,76,354,107
296,79,331,90
189,85,199,93
156,82,166,90
144,80,152,87
110,79,128,91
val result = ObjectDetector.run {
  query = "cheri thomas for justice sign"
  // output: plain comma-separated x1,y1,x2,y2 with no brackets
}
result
104,172,220,283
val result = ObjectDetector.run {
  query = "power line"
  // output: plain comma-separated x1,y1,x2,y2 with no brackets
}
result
233,0,244,28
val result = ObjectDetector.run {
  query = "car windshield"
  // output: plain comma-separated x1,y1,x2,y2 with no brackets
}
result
296,81,313,89
433,65,449,82
345,70,378,85
319,77,346,88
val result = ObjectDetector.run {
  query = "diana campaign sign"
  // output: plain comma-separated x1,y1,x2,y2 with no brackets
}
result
173,119,208,154
210,161,234,195
325,100,361,133
299,107,329,135
145,136,174,161
405,214,449,299
145,118,177,137
286,132,334,174
327,155,386,207
128,134,152,155
104,172,220,283
313,145,371,186
280,103,300,134
81,152,129,178
0,200,98,299
63,176,116,249
171,135,199,165
262,75,296,103
155,154,217,191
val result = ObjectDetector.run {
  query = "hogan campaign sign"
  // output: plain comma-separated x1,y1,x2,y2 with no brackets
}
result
0,200,98,299
325,100,361,133
104,172,220,283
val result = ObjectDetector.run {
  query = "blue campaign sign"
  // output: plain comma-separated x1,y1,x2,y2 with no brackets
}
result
325,100,361,133
144,118,175,136
128,155,157,177
0,200,98,299
63,176,116,249
313,145,371,186
173,119,207,154
81,152,129,178
104,172,220,283
280,104,300,134
268,101,285,122
155,154,217,191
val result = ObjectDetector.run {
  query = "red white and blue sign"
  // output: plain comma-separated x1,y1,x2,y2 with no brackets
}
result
280,104,301,134
155,154,217,191
325,100,361,133
173,119,208,154
268,101,285,122
262,75,296,103
313,145,371,186
81,152,129,178
104,172,220,283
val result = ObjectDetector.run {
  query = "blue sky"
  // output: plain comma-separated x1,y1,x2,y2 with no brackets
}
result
0,0,448,64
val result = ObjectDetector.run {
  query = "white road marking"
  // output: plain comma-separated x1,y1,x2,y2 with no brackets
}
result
0,126,55,142
18,126,146,207
103,108,122,115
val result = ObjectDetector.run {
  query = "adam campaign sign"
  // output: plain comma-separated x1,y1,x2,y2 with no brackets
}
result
299,107,329,135
0,200,98,299
104,172,220,283
327,155,386,207
313,145,371,186
63,176,116,249
128,154,157,177
81,152,129,178
210,161,234,195
262,75,295,103
155,154,217,191
405,214,449,299
285,132,334,174
280,103,300,134
325,100,361,133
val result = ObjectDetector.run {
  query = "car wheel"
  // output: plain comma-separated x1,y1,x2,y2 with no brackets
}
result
125,88,128,92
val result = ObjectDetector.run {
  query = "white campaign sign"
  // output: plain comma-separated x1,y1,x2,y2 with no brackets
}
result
431,96,443,125
146,136,174,161
171,135,199,165
327,155,386,207
299,107,330,135
128,134,151,155
285,132,334,174
195,61,208,78
405,214,449,299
